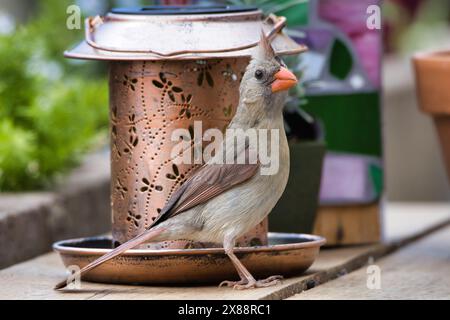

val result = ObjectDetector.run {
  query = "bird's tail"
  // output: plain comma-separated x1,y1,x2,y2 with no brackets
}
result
54,227,165,290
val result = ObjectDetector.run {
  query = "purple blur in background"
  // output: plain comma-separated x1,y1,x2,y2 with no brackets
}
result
319,0,381,87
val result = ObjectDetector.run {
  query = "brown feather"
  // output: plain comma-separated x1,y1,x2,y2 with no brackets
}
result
151,163,259,226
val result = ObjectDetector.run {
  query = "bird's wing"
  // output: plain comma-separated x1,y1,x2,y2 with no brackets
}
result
151,132,259,226
150,161,259,227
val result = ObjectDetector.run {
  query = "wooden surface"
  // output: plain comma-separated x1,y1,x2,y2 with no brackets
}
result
0,202,449,300
382,202,450,242
313,204,381,245
289,225,450,300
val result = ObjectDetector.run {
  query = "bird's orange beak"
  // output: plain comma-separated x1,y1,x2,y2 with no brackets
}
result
271,67,298,93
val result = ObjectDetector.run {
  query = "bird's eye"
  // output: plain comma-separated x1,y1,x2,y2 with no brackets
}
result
254,69,264,80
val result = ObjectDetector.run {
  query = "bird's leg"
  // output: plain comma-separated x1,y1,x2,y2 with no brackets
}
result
219,236,283,290
219,237,254,288
219,237,249,288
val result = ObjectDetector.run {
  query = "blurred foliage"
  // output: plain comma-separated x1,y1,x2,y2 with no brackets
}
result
0,0,108,191
384,0,450,53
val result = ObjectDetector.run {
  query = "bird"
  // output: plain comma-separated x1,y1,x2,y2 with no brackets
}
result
55,32,298,290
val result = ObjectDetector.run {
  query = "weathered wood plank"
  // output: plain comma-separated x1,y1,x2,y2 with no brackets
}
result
288,225,450,300
383,202,450,242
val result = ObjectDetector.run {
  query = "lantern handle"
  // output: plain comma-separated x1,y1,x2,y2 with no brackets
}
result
84,14,288,57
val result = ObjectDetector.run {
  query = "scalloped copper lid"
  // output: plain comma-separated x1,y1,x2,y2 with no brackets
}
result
64,6,307,61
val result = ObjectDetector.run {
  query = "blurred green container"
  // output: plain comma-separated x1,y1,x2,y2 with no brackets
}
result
269,140,325,234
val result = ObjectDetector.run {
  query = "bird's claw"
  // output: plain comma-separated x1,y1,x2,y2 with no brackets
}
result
219,275,283,290
257,275,283,284
233,277,282,290
219,279,247,288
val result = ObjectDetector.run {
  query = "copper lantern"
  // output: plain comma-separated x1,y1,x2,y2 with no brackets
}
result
65,5,306,249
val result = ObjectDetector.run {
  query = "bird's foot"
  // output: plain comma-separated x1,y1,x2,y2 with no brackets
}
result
224,275,283,290
219,279,247,288
257,275,284,284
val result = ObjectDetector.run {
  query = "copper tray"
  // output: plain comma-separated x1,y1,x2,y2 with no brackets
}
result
53,233,325,285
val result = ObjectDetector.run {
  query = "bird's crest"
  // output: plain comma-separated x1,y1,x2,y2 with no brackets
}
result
253,30,275,61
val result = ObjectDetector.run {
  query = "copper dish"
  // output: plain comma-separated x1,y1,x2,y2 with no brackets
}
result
53,233,325,285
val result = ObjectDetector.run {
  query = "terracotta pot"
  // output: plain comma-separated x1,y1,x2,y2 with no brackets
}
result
413,51,450,183
64,5,306,248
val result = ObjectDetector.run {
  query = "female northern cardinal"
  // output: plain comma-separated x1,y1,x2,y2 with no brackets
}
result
55,33,298,290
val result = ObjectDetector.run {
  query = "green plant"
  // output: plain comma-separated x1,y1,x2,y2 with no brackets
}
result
0,1,108,191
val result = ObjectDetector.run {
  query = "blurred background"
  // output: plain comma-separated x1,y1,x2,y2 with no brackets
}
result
0,0,449,202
